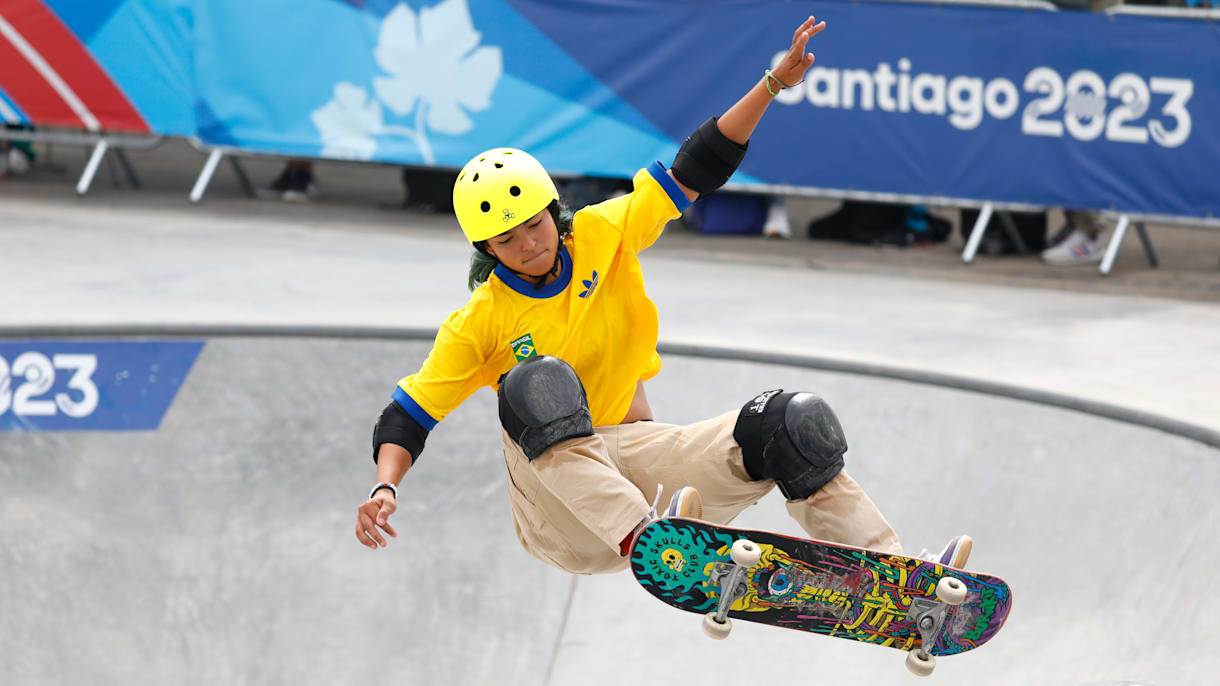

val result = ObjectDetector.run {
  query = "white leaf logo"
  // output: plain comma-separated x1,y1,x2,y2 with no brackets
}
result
311,83,384,160
311,0,502,164
374,0,502,131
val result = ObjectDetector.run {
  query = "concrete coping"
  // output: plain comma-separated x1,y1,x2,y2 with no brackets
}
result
3,323,1217,450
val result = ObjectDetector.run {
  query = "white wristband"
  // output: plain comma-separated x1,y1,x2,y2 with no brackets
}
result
369,482,398,499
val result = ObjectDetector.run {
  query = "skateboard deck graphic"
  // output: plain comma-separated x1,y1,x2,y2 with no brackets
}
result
631,519,1011,660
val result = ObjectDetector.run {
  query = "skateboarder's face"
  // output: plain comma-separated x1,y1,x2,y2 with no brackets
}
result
485,208,560,278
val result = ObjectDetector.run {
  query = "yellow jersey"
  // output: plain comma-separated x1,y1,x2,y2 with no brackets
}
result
394,161,691,431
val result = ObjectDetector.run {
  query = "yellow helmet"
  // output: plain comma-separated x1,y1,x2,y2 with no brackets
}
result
452,148,559,244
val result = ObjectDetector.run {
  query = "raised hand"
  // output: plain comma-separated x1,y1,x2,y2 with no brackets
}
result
772,16,826,89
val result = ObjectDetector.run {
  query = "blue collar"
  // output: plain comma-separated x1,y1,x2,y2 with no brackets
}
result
494,244,572,298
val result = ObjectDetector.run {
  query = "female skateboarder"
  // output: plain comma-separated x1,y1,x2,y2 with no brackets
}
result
355,16,970,574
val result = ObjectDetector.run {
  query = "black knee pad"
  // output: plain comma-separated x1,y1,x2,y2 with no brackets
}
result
498,355,594,460
733,390,847,500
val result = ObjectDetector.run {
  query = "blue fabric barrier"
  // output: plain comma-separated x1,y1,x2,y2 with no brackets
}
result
4,0,1218,219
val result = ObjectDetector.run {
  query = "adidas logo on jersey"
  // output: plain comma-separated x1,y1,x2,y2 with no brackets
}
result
579,270,599,298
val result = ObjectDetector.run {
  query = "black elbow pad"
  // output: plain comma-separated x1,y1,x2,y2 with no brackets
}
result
671,116,748,197
372,400,429,464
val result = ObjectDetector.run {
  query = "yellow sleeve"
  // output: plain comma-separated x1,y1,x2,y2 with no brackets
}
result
583,161,693,254
394,305,494,428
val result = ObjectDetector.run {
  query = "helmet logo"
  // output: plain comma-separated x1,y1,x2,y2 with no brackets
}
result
502,209,516,222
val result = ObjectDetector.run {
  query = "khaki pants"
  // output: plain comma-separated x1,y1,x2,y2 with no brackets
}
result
501,410,902,575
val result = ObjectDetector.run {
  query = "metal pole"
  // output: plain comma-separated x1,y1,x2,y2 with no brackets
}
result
114,149,141,189
105,150,123,188
1100,214,1130,276
1106,5,1220,19
190,149,224,204
228,156,256,198
1134,222,1159,268
871,0,1058,9
961,202,994,263
996,210,1029,254
0,128,162,149
75,139,108,195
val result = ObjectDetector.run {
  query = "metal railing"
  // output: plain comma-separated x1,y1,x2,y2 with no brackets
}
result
0,126,163,194
1106,4,1220,19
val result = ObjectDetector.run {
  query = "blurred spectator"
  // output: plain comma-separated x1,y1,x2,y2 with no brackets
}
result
763,196,791,238
1121,0,1212,7
260,159,317,202
1041,210,1107,265
958,208,1048,256
556,174,631,210
683,192,769,236
398,162,786,241
809,200,950,247
399,166,458,212
1033,0,1120,266
0,125,35,177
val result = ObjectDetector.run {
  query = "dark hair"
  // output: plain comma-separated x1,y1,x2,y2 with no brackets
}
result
467,199,573,291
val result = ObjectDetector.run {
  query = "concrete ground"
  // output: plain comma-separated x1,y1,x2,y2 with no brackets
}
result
3,138,1218,430
1,137,1218,685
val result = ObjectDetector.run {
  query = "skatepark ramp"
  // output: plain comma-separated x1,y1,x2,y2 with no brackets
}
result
2,330,1216,685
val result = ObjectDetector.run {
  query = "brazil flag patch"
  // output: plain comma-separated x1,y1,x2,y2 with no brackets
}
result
510,334,537,362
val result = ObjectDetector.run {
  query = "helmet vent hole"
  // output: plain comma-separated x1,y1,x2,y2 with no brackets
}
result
509,185,521,197
503,151,512,155
479,157,485,162
494,162,503,169
480,201,491,213
458,172,465,181
472,173,479,182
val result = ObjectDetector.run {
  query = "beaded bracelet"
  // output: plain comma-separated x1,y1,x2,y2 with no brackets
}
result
369,482,398,500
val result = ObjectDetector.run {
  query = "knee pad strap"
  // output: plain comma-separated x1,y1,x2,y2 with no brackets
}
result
498,355,594,460
733,390,847,500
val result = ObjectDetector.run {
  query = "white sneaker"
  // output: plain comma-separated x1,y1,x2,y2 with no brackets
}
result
7,147,30,175
282,179,319,203
763,198,791,239
663,486,703,519
623,485,703,556
1041,228,1102,266
919,534,972,568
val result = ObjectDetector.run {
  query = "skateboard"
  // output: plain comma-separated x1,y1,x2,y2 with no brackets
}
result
630,518,1011,676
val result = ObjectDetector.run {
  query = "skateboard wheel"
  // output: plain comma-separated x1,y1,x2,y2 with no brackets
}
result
905,649,935,676
730,539,761,568
935,576,968,606
702,612,732,640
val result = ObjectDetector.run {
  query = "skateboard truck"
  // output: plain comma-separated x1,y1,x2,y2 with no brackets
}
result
701,539,763,640
904,576,968,677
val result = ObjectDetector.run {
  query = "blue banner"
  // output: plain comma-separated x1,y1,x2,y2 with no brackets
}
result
13,0,1220,219
0,0,194,135
189,0,683,178
0,341,203,432
0,86,28,125
512,1,1220,219
185,0,1218,220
